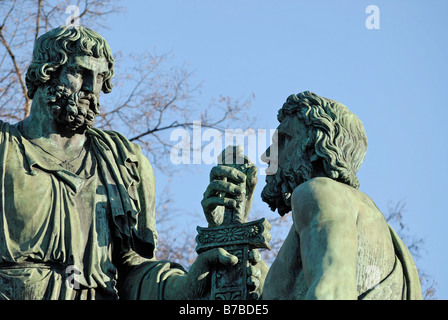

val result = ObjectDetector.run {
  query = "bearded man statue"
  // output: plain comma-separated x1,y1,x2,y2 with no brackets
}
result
202,91,422,300
0,26,252,300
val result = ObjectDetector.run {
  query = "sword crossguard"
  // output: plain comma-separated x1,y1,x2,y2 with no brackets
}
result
196,218,272,254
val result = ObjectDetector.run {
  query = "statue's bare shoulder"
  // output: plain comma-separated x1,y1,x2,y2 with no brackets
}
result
291,177,358,228
292,176,387,225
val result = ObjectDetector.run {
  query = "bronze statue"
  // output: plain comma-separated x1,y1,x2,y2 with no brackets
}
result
202,91,422,299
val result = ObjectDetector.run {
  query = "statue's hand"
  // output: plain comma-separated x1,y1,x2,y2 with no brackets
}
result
181,248,238,299
247,249,269,299
174,248,267,300
201,165,258,227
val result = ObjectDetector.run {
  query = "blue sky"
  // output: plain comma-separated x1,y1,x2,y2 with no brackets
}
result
88,0,447,298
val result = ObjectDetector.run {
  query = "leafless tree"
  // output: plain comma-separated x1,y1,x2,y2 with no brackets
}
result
98,49,254,174
0,0,254,173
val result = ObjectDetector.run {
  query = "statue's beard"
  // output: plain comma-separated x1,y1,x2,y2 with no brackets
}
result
44,82,100,135
261,158,313,216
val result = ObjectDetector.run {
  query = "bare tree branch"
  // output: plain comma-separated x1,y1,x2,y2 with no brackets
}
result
0,21,31,118
34,0,43,43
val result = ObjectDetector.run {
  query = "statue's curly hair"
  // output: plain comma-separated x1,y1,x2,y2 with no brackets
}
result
25,25,115,99
278,91,368,189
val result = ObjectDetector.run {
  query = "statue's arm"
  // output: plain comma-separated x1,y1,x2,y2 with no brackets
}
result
291,177,358,300
115,248,188,300
116,247,238,300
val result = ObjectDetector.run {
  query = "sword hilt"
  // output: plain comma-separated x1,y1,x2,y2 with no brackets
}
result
196,146,271,300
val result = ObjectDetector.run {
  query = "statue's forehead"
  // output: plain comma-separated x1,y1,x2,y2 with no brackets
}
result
67,55,109,73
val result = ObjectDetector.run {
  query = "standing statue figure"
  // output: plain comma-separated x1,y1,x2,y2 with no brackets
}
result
202,91,422,299
0,25,263,300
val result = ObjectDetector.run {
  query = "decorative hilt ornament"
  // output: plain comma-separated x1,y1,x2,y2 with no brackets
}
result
196,146,271,300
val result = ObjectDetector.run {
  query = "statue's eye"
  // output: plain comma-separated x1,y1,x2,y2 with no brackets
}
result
68,66,83,77
97,73,105,83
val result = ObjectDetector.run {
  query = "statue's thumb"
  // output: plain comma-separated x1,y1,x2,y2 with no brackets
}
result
245,166,258,195
204,248,238,267
218,249,239,267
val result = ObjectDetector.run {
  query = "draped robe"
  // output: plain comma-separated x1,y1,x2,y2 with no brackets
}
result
0,120,184,299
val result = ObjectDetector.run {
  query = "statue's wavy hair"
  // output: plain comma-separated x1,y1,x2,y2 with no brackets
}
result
25,25,114,99
278,91,368,189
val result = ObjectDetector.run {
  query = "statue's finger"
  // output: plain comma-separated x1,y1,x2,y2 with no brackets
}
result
246,165,258,188
247,275,260,291
201,196,237,212
207,180,244,198
210,165,246,184
199,248,238,268
216,248,238,266
248,249,261,265
247,265,262,279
